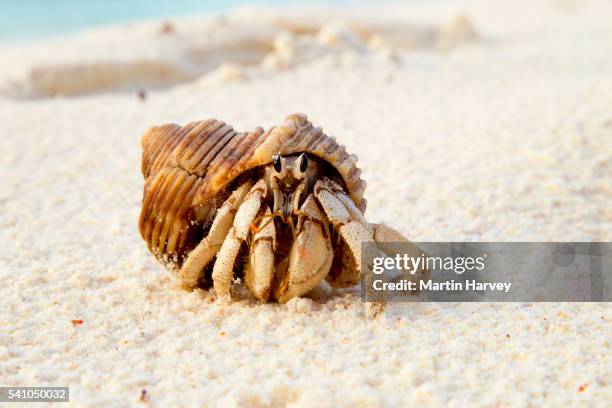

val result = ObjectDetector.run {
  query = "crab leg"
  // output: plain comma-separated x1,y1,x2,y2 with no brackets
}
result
314,179,378,270
315,179,429,285
274,194,333,303
245,205,276,301
327,240,360,288
178,180,253,287
212,179,267,297
369,223,430,282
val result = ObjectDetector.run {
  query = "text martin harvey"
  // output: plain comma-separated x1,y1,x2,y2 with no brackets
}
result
372,279,512,293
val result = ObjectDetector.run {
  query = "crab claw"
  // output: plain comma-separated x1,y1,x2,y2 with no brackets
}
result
274,195,333,303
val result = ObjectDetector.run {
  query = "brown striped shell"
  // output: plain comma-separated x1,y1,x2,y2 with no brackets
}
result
138,113,366,270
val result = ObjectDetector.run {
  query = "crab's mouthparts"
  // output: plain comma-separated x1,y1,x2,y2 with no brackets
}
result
272,181,306,221
250,191,301,236
282,193,293,218
279,189,306,220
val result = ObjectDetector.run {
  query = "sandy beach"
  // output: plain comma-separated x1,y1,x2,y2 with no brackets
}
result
1,0,611,406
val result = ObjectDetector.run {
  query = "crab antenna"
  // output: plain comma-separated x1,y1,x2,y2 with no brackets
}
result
287,215,297,240
250,211,283,233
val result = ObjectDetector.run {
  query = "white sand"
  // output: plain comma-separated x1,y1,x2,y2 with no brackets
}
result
1,0,611,406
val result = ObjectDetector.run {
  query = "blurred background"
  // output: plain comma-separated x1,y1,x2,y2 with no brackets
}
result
1,0,369,42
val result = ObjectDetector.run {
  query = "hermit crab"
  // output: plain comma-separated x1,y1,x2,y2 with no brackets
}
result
138,113,416,302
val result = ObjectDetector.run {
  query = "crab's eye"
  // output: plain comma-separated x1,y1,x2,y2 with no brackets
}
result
299,153,308,173
273,154,282,173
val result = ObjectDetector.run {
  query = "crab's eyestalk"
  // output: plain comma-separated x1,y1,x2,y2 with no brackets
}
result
273,154,282,174
294,153,308,179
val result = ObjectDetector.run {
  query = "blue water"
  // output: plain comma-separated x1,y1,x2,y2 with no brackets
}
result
0,0,364,42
